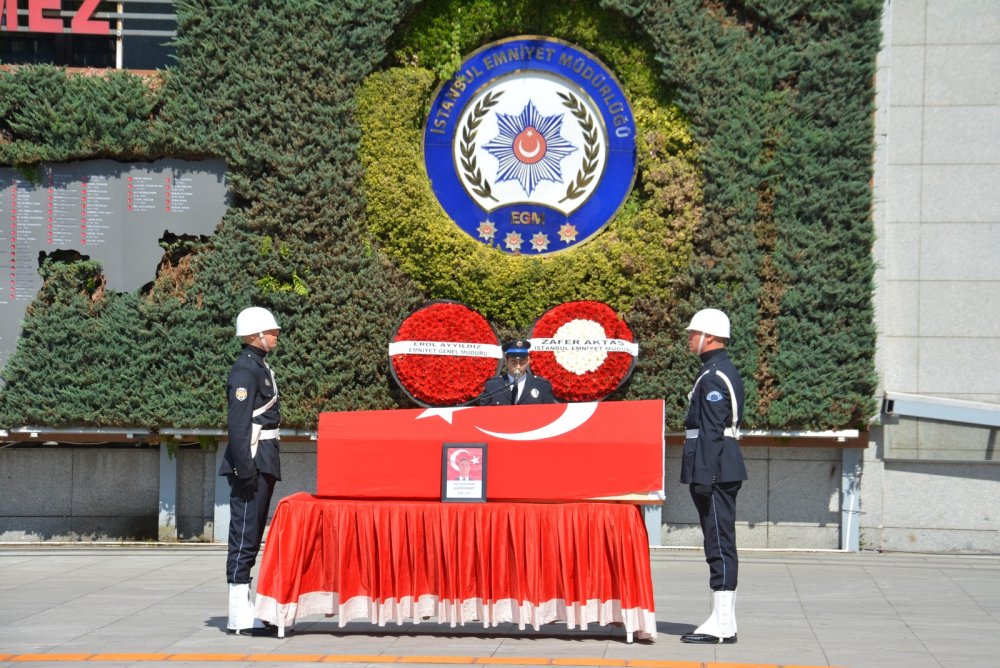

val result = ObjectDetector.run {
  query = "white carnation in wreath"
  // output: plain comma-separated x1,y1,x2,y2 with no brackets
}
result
552,318,608,375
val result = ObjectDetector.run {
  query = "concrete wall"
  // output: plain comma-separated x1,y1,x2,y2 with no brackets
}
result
0,444,161,541
875,0,1000,406
1,441,851,549
0,442,318,542
662,446,843,549
865,0,1000,552
2,0,1000,553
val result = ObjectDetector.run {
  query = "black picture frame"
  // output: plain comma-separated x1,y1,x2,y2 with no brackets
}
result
441,442,487,502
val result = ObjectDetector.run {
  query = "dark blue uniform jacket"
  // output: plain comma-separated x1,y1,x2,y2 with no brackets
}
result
479,370,555,405
218,345,281,481
680,348,748,485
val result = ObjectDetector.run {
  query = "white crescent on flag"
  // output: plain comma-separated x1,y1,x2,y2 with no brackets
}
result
475,402,599,441
449,448,471,471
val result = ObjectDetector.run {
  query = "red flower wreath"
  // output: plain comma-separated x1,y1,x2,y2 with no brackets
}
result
389,301,502,407
529,301,637,403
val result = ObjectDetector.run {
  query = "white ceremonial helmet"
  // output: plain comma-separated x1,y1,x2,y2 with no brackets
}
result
686,308,731,339
235,306,280,337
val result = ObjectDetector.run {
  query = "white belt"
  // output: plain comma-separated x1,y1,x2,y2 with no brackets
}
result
258,429,280,440
686,428,739,439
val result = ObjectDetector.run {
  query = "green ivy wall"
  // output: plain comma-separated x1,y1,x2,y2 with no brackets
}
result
0,0,881,431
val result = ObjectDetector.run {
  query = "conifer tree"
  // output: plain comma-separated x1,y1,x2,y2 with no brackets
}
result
0,0,881,431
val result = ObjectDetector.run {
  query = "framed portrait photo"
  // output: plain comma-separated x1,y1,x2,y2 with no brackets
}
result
441,442,487,502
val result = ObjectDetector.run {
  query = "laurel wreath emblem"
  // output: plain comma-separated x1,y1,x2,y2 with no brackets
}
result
557,92,601,203
459,90,503,201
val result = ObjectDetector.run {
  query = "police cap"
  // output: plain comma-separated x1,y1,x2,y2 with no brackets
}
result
502,339,531,358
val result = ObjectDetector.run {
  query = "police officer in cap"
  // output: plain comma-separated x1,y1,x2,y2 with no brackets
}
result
679,308,747,645
478,339,555,405
220,306,282,635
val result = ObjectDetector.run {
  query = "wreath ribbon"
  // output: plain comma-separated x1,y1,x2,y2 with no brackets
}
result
389,340,503,358
529,337,639,356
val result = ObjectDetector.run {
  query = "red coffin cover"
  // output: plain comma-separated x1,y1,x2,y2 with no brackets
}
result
316,399,664,501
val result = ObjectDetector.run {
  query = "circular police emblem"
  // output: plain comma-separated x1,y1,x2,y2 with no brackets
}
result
424,37,636,255
235,388,248,402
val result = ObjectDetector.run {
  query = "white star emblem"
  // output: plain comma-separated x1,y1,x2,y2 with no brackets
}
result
477,221,497,240
530,232,550,252
504,231,524,251
558,223,578,243
416,406,471,424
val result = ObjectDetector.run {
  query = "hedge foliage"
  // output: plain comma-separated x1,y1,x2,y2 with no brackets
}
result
0,0,881,431
356,66,700,324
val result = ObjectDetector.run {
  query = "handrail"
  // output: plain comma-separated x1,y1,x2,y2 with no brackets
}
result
0,427,318,443
882,391,1000,429
5,426,853,445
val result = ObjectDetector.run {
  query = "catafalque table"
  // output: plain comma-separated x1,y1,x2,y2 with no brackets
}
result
254,493,657,641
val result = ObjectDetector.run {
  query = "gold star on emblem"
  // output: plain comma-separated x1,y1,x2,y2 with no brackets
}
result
504,231,524,251
477,221,497,241
530,232,550,252
558,223,578,243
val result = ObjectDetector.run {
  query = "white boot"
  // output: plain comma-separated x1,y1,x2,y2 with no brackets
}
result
228,583,254,632
694,592,722,637
681,590,737,644
715,590,736,639
730,590,738,635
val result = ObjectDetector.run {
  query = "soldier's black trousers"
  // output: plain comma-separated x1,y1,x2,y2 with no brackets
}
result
226,473,276,584
690,481,742,590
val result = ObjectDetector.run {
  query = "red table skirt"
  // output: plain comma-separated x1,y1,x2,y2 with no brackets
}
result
254,493,657,641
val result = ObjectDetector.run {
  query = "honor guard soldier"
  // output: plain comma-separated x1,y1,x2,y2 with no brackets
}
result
220,306,282,635
478,339,555,405
679,308,747,644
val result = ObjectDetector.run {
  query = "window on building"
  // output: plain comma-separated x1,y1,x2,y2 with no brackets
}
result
0,0,176,71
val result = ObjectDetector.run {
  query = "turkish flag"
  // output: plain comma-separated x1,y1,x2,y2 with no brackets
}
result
317,400,664,502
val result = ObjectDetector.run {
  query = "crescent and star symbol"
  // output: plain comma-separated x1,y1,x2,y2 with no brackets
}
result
448,448,480,471
482,100,577,196
415,402,599,440
514,129,545,163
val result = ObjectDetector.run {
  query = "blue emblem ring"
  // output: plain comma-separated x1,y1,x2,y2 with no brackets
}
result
424,36,637,255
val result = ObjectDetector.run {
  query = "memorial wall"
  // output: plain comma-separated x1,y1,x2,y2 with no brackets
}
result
0,158,228,373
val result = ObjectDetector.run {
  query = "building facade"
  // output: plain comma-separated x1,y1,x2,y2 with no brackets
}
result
1,0,998,552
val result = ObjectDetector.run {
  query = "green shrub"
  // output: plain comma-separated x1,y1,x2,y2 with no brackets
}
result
0,0,881,431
